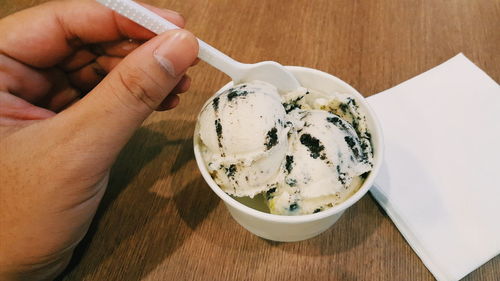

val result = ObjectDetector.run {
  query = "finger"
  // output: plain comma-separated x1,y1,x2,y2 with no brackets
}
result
99,40,143,57
137,3,185,28
157,94,180,111
0,54,52,103
155,75,191,111
58,49,98,72
68,62,107,93
67,55,121,92
170,75,191,95
96,56,122,72
46,87,81,112
54,29,198,163
192,58,201,66
0,0,185,68
36,68,81,112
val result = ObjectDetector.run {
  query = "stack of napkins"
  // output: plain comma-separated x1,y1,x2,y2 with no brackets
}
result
367,54,500,281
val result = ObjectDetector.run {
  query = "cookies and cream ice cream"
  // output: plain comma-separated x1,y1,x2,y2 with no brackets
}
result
198,81,289,197
197,80,373,215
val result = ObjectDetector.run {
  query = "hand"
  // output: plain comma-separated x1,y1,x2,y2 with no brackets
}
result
0,0,198,280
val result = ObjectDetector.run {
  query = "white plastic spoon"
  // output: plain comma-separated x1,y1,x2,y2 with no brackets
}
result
95,0,300,92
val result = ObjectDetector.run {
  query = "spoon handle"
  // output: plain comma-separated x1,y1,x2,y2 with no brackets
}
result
95,0,241,79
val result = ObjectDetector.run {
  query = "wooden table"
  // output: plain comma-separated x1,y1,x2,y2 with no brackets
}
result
2,0,499,280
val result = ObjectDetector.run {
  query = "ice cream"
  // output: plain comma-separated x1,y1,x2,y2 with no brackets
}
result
198,81,290,197
197,80,373,215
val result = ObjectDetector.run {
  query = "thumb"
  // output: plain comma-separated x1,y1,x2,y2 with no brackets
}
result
55,29,198,155
95,29,199,115
85,29,198,120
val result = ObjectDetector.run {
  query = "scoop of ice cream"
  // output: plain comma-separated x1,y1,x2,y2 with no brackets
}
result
198,81,289,197
198,79,374,215
287,89,374,165
265,110,372,215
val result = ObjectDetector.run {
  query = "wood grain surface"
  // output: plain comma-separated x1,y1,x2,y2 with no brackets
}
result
2,0,499,280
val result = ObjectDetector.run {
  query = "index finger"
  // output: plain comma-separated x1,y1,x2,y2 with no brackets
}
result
0,0,185,68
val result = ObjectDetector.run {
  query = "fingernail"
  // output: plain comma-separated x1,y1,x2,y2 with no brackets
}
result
163,9,182,16
154,30,196,77
162,9,185,26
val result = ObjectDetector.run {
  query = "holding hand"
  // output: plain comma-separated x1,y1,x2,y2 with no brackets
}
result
0,0,198,280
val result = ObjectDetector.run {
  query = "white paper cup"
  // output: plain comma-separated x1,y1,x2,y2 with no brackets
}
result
194,66,384,242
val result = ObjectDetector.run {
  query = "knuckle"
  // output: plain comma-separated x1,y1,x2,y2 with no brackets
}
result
116,69,157,110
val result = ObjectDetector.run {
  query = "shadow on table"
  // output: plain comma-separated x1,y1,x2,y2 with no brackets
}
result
264,194,383,256
187,186,382,258
56,119,216,281
173,176,220,230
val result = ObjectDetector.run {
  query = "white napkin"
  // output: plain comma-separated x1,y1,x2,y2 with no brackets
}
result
367,53,500,281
